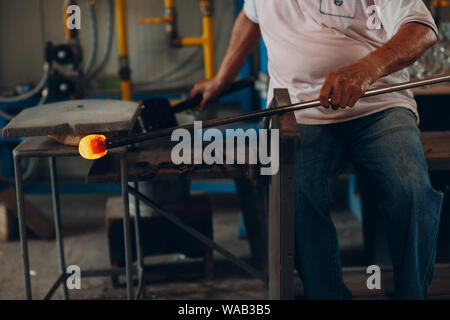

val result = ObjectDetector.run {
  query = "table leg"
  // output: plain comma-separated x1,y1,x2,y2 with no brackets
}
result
133,182,145,299
120,155,134,300
13,155,32,300
49,156,69,300
268,90,297,300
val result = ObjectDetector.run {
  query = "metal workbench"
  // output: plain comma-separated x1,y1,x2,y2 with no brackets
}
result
12,136,136,300
86,137,269,299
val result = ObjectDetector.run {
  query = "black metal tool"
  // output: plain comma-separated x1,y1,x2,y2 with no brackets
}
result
138,77,255,131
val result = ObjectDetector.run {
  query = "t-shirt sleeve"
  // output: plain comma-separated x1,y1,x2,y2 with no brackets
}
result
375,0,438,40
243,0,259,24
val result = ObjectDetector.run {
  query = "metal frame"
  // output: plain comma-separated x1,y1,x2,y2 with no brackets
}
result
267,89,299,300
127,186,268,283
12,138,140,300
12,88,301,300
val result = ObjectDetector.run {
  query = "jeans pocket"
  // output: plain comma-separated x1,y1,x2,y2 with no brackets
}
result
319,0,358,19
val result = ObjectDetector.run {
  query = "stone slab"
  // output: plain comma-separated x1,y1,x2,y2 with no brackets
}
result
2,99,140,138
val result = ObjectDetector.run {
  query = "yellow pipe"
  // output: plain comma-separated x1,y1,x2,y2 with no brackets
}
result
164,0,175,9
140,0,216,79
63,1,77,40
63,8,72,40
115,0,132,101
179,1,215,78
181,37,204,46
116,0,129,58
120,81,132,101
202,15,215,79
139,0,175,24
433,0,450,7
138,17,173,24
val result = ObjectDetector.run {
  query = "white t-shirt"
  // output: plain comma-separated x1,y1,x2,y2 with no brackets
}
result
244,0,438,124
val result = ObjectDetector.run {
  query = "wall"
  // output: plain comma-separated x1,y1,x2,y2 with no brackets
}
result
0,0,236,91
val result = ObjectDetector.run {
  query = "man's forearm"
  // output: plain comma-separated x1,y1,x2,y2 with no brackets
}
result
360,23,437,80
320,23,437,109
216,11,261,85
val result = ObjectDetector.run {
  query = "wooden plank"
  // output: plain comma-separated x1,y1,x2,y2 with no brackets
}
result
12,136,127,158
413,83,450,96
87,139,258,183
421,131,450,171
0,187,54,240
0,205,17,241
341,263,450,299
268,89,297,300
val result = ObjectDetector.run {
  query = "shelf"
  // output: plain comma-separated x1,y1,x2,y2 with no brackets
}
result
413,83,450,96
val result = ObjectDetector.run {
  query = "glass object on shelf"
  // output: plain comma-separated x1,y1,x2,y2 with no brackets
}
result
408,22,450,79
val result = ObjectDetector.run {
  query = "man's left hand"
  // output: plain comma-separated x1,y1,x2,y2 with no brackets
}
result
319,61,380,110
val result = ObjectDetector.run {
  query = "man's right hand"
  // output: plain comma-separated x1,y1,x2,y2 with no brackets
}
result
190,76,228,111
190,10,261,111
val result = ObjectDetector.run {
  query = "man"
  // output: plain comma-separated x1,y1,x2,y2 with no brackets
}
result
191,0,443,299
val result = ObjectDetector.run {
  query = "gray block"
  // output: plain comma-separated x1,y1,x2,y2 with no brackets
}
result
2,99,140,138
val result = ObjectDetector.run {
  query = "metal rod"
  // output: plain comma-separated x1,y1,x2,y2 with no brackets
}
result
106,75,450,149
132,182,145,300
49,156,69,300
120,155,134,300
128,186,268,283
43,273,67,300
14,155,32,300
81,268,127,278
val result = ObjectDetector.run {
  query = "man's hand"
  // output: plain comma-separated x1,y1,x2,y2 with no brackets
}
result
319,23,437,110
190,76,227,111
190,10,260,111
319,61,380,110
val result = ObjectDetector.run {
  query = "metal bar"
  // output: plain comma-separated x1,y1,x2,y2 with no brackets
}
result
268,89,296,300
13,155,32,300
44,268,134,300
277,93,296,300
120,155,134,300
49,156,69,300
43,273,67,300
81,268,128,278
106,75,450,149
132,182,145,299
128,186,268,282
268,154,281,299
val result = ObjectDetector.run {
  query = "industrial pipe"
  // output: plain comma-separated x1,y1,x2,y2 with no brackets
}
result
63,0,79,40
83,0,98,76
139,0,216,79
87,0,114,81
115,0,132,101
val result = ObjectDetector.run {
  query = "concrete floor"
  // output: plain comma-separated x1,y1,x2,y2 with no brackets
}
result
0,191,374,300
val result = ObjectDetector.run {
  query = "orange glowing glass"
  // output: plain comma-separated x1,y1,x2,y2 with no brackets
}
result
78,135,108,160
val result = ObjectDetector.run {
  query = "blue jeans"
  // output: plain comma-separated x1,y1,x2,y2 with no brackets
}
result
294,107,443,300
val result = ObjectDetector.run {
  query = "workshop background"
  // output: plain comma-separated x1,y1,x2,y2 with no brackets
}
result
0,0,449,300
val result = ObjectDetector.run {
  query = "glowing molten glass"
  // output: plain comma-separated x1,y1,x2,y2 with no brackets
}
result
78,135,108,160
